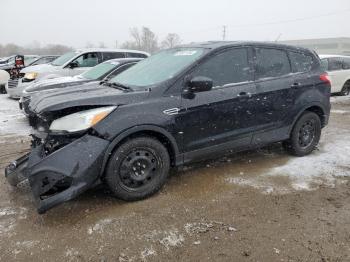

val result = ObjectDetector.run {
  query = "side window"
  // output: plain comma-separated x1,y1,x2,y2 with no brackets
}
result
192,48,251,87
103,52,125,61
328,58,343,71
106,63,136,79
73,52,99,67
255,48,291,79
320,59,329,71
342,57,350,70
127,53,148,58
289,51,315,73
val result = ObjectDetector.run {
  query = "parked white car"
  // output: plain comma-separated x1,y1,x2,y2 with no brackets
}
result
0,70,10,94
7,48,149,98
319,55,350,95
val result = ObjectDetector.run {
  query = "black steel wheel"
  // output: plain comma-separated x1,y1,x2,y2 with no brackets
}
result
105,136,170,201
340,84,350,96
283,111,321,156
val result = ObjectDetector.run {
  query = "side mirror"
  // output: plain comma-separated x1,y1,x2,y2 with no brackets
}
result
68,61,79,69
187,76,213,93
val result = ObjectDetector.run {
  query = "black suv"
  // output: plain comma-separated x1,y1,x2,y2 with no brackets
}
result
5,41,331,213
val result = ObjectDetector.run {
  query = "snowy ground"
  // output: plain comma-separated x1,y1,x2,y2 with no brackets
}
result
0,95,32,138
0,93,350,261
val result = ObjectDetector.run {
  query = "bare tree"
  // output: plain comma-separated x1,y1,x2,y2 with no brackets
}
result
161,33,182,49
122,27,159,54
98,42,106,48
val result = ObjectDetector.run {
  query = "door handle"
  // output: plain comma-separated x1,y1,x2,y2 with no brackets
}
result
291,82,301,89
237,92,252,98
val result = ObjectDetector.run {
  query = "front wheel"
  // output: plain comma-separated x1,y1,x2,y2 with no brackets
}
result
283,112,321,156
105,136,170,201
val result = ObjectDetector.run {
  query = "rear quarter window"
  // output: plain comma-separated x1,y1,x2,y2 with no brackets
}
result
289,51,315,73
342,57,350,70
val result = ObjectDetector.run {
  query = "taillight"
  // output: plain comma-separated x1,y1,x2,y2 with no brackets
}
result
320,73,331,86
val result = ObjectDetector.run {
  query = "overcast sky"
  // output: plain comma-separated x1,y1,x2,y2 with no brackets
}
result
1,0,349,48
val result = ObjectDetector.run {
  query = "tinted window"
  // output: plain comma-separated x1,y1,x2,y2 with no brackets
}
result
342,57,350,70
103,52,125,61
192,48,251,87
127,53,148,58
328,58,343,71
255,48,291,79
321,59,329,71
289,51,314,73
72,52,99,67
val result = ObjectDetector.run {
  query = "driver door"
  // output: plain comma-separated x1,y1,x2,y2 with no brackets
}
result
179,47,257,162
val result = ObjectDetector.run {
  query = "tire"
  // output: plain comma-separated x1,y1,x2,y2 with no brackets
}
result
340,83,350,96
0,85,6,94
283,112,321,156
105,136,170,201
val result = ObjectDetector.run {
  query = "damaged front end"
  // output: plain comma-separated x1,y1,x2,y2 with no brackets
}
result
5,129,110,214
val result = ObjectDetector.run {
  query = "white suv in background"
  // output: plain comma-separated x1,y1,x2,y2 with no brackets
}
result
7,48,149,98
320,55,350,96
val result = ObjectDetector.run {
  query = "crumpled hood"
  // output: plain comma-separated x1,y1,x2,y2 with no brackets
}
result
25,75,89,93
29,82,149,115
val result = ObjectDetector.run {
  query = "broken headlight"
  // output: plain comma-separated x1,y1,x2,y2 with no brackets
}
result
49,106,116,132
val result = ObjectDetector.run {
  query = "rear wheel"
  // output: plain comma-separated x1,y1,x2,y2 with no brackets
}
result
340,82,350,96
105,137,170,201
283,112,321,156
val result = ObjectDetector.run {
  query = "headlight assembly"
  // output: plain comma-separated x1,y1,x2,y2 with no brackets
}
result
49,106,117,132
24,72,38,80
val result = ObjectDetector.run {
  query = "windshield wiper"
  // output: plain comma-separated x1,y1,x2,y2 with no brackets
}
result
105,82,133,92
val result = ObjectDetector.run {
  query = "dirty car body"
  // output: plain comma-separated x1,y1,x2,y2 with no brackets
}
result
5,41,331,213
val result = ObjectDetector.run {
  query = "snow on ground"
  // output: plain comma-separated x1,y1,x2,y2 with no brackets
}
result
0,94,32,137
227,128,350,194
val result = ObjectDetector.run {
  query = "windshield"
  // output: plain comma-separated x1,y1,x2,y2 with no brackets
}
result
81,61,117,80
51,51,78,66
110,48,205,89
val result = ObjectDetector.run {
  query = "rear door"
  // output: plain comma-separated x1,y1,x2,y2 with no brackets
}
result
179,47,256,160
251,47,296,145
327,57,344,92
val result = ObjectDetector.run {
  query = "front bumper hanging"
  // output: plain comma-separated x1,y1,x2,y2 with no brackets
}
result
5,134,109,214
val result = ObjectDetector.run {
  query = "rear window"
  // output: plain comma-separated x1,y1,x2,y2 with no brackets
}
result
289,51,315,73
255,48,291,79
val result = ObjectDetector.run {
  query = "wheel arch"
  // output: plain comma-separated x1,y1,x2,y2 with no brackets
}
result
289,103,328,136
100,125,180,177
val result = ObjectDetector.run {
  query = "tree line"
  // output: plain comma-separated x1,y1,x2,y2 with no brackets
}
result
0,27,182,57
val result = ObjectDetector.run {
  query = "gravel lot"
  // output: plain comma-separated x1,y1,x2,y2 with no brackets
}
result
0,94,349,261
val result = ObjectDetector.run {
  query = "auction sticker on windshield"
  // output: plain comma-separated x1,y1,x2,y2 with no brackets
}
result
174,50,198,56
